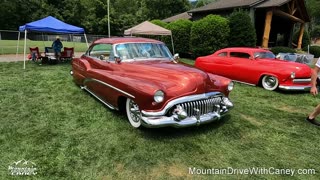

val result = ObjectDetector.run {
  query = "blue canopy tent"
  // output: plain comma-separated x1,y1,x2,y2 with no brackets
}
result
18,16,88,69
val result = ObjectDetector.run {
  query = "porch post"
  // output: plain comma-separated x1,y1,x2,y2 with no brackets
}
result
262,10,273,48
297,23,305,49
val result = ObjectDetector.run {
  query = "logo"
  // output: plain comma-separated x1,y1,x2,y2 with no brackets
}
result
8,159,37,176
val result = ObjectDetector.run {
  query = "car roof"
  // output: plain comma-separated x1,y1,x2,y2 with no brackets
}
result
92,37,164,44
217,47,271,53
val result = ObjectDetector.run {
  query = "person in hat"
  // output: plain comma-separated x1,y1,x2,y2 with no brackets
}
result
52,36,63,61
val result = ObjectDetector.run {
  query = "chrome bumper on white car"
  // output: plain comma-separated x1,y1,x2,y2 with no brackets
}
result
140,92,233,128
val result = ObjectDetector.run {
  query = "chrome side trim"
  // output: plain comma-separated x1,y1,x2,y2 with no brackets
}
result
83,78,135,99
278,85,311,91
232,80,256,86
81,86,118,110
141,92,222,117
293,78,311,83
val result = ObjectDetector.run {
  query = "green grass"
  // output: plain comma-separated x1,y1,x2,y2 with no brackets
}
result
1,61,320,179
0,40,88,55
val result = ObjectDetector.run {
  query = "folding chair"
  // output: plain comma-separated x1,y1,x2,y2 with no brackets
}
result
29,47,44,62
61,47,74,61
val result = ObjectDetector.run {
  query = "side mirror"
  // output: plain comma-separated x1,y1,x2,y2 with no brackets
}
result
173,53,180,63
254,54,260,59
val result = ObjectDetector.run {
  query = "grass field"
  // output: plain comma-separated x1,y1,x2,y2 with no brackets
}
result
1,60,320,179
0,40,88,55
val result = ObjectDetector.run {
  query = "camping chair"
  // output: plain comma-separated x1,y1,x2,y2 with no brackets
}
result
61,47,74,61
44,47,57,64
29,47,44,62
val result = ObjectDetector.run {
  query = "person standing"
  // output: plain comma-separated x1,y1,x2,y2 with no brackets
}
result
306,58,320,126
52,36,63,61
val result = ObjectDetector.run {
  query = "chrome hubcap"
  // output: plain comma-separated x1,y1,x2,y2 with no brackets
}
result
129,100,141,123
264,76,277,88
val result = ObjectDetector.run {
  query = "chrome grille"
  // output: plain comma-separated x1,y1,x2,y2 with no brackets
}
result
177,96,222,117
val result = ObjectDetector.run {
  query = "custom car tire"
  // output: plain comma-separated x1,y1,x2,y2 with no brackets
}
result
262,75,279,91
126,98,142,128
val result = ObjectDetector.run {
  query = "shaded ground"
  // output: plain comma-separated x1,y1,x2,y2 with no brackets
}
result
0,52,85,62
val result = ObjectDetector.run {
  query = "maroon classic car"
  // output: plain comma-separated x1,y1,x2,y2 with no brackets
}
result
195,47,312,91
71,37,234,128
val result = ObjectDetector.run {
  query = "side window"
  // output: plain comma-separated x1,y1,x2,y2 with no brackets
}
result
217,52,227,57
88,44,113,61
230,52,251,59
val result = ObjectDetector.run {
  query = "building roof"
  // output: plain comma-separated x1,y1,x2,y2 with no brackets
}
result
162,12,191,23
188,0,309,22
188,0,263,13
255,0,290,8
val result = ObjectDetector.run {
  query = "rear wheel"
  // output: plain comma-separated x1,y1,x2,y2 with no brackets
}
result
126,98,142,128
262,75,279,91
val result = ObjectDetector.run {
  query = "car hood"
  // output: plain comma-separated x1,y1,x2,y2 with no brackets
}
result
114,60,217,96
258,59,311,75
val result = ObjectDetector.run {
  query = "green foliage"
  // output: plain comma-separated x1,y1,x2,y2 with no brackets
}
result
164,19,193,56
150,19,167,28
310,25,320,39
228,10,256,47
303,46,320,58
190,14,229,57
0,0,192,35
293,30,311,49
195,0,217,8
144,0,191,20
270,46,296,55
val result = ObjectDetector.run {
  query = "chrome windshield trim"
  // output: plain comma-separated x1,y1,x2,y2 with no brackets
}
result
83,78,135,99
141,92,223,117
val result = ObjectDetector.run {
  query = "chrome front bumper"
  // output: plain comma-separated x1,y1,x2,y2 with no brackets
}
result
140,92,233,128
278,85,311,91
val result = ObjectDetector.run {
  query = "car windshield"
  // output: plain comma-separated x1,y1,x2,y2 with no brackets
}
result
254,52,276,59
114,43,173,61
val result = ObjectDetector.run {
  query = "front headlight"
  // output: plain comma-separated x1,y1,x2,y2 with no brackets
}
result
154,90,165,103
227,81,234,91
291,72,296,79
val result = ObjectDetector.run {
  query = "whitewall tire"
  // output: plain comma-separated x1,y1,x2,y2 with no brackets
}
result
262,75,279,91
126,98,142,128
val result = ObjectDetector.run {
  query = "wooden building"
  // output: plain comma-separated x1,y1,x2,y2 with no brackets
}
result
185,0,310,49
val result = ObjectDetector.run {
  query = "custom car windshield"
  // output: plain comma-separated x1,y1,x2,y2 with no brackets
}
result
254,52,276,59
115,43,173,61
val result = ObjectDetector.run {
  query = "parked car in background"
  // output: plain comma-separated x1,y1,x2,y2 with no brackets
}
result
195,47,312,91
71,37,234,128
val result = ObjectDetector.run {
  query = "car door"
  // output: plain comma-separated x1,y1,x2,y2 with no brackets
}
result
201,51,234,78
84,43,119,107
228,51,256,83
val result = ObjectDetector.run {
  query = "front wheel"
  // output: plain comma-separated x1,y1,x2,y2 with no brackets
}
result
261,75,279,91
126,98,142,128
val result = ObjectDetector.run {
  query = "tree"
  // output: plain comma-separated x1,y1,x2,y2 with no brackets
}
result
143,0,191,20
164,19,193,56
190,15,229,57
228,10,256,47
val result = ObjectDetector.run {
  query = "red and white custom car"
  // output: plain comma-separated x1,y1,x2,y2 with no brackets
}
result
195,47,312,91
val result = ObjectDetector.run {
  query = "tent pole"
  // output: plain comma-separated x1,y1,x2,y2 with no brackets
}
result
23,30,27,69
84,33,89,47
16,31,20,59
171,34,175,54
42,33,45,47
